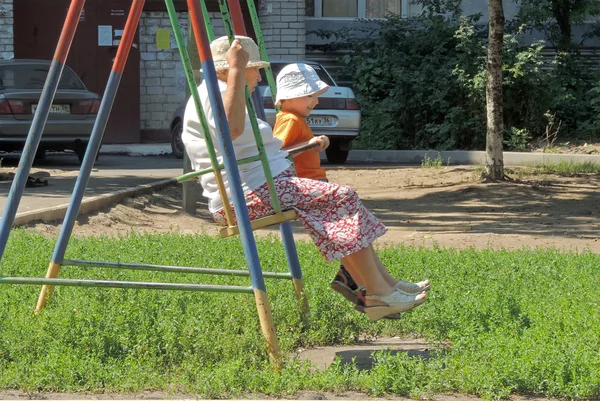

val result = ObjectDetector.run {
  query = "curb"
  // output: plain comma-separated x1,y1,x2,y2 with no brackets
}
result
15,178,177,227
100,145,600,165
347,150,600,165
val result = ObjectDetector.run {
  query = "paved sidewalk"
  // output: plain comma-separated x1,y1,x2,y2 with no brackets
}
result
0,153,185,227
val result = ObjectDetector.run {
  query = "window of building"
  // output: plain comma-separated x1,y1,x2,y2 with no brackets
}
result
308,0,408,18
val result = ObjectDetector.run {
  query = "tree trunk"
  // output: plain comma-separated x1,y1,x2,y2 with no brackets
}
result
551,0,572,51
484,0,505,180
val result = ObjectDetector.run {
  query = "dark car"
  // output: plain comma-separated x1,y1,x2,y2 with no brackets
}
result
0,59,101,162
170,60,360,164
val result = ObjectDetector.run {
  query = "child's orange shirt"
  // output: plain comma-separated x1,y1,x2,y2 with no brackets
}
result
273,111,327,180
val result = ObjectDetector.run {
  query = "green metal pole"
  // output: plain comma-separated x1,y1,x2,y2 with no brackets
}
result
166,0,235,221
217,0,283,213
0,276,253,293
246,0,277,103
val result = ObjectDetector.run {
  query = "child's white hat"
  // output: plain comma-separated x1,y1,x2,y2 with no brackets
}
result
275,63,329,105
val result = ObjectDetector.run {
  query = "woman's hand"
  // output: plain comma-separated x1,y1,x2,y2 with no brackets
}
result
222,39,249,139
225,39,249,72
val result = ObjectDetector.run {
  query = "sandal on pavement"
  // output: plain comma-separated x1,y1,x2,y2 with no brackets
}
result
364,290,427,322
394,279,430,294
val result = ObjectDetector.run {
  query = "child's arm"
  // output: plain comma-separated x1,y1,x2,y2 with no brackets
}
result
308,135,329,152
283,136,328,158
283,140,320,157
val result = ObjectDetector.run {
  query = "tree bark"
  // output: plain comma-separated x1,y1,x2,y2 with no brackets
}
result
484,0,505,180
551,0,572,51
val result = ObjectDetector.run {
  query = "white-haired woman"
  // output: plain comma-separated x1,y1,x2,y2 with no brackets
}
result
182,36,429,321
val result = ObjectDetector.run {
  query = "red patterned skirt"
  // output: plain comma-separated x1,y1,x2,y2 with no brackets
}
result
213,169,387,262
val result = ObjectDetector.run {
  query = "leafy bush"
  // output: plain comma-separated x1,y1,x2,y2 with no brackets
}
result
312,15,600,151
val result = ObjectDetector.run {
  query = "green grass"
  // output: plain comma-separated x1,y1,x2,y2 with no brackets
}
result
529,161,600,175
1,230,600,399
421,153,449,168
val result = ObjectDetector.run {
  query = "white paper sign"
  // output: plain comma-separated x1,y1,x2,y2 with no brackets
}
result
98,25,113,46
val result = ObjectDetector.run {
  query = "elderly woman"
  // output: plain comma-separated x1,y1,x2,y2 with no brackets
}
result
182,35,429,322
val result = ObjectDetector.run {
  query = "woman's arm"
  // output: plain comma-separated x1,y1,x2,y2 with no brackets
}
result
221,39,249,140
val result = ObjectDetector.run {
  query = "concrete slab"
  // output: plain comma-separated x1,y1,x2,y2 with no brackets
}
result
295,337,433,371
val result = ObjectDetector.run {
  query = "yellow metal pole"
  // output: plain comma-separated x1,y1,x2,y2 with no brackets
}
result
253,288,282,368
292,278,310,328
35,261,62,313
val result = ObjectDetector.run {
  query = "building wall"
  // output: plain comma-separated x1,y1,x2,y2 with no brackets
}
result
139,2,304,135
138,11,225,136
0,0,13,60
257,0,305,59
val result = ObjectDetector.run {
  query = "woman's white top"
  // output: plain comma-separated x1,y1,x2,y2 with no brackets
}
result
182,79,290,212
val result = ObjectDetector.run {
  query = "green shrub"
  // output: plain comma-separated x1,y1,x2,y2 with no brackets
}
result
312,15,600,151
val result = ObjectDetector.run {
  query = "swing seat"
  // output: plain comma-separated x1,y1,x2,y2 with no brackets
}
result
219,209,298,238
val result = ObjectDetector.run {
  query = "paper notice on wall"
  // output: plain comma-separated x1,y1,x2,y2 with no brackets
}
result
156,29,170,50
98,25,113,46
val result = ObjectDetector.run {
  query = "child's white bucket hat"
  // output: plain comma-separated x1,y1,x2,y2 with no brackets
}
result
275,63,329,105
210,35,270,72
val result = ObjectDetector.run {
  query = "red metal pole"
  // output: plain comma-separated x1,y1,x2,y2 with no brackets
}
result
113,0,145,74
54,0,86,63
226,0,247,34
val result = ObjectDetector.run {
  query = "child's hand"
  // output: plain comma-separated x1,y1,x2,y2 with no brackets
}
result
309,136,330,151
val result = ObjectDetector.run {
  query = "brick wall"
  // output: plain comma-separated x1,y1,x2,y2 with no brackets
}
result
0,0,13,60
257,0,305,59
138,11,225,137
139,4,306,139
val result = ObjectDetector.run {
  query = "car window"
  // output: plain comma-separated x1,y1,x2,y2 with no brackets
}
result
260,63,336,87
0,64,86,90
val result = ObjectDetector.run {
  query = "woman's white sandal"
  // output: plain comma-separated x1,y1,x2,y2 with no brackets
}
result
364,290,427,322
394,279,430,294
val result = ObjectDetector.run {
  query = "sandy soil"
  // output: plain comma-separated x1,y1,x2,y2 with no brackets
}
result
23,164,600,253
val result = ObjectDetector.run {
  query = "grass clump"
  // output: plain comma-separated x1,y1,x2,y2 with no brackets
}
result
1,230,599,399
421,153,449,168
532,161,600,175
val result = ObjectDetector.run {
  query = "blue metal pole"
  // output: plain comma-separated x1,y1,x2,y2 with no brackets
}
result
36,0,145,313
187,0,281,364
0,0,86,264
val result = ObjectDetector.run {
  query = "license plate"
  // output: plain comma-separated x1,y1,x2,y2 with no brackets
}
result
306,116,333,127
31,104,71,114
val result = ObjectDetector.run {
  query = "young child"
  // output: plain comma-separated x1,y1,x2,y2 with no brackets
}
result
272,63,330,181
272,63,385,316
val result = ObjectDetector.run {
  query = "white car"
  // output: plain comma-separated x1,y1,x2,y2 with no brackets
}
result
170,61,360,164
258,60,360,164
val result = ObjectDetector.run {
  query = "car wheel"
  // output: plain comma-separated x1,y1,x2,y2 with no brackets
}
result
171,120,184,159
73,141,88,164
34,147,46,161
325,140,349,164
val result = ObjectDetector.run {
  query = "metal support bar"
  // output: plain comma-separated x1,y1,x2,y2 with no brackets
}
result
2,276,252,293
63,259,292,279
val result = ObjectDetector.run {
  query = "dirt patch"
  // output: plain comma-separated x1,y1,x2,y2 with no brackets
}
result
22,165,600,253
